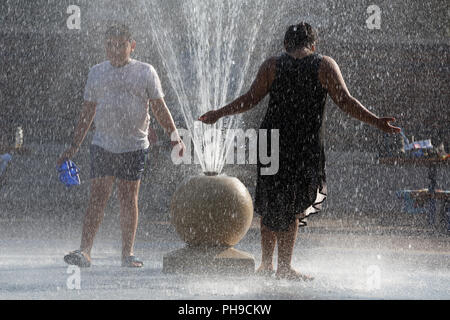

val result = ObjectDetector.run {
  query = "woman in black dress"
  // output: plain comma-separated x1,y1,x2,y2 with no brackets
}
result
199,22,400,280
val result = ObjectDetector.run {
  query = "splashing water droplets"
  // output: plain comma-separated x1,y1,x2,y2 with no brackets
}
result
145,0,274,174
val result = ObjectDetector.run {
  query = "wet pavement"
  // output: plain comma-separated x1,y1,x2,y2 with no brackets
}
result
0,217,448,300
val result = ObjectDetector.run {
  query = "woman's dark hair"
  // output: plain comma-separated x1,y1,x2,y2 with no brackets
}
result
284,22,317,52
105,24,132,41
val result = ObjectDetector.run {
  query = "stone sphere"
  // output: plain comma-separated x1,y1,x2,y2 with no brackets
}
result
170,175,253,247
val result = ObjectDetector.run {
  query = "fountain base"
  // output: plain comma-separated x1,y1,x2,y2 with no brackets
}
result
163,246,255,275
166,174,254,274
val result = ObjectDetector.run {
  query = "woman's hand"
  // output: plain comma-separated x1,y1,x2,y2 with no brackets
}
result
198,110,220,124
375,117,402,134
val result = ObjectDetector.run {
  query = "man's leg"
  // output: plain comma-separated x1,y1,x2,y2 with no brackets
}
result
80,176,115,258
117,178,140,261
256,219,277,273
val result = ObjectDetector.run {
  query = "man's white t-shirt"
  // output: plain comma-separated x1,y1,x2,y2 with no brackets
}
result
84,59,164,153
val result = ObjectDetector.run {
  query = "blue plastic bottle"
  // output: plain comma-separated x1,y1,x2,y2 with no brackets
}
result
58,160,81,187
0,153,12,177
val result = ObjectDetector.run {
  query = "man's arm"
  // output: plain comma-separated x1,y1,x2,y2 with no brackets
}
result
71,101,97,148
150,98,185,157
318,56,400,134
57,100,96,166
150,98,180,141
199,57,276,124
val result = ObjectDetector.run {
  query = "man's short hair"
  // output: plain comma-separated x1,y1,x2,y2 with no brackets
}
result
284,22,317,52
105,24,132,41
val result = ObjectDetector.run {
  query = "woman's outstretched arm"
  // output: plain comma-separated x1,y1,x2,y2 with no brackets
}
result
318,55,401,134
198,57,276,124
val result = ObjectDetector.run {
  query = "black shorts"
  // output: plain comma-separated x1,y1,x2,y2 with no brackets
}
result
90,144,149,181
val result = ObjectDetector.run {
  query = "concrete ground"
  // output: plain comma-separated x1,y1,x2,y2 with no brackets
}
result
1,143,448,300
0,215,448,300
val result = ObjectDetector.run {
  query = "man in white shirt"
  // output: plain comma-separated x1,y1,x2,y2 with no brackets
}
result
58,24,185,268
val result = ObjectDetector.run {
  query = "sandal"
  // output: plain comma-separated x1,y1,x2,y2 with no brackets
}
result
64,250,91,268
121,255,144,268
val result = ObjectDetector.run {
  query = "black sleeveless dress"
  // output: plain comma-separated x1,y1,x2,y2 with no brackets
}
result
255,53,328,231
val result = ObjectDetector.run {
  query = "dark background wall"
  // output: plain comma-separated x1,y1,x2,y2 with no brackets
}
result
0,0,448,227
242,0,449,153
1,0,448,152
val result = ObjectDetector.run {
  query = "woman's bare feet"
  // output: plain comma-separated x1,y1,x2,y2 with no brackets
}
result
255,264,275,277
275,268,314,281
